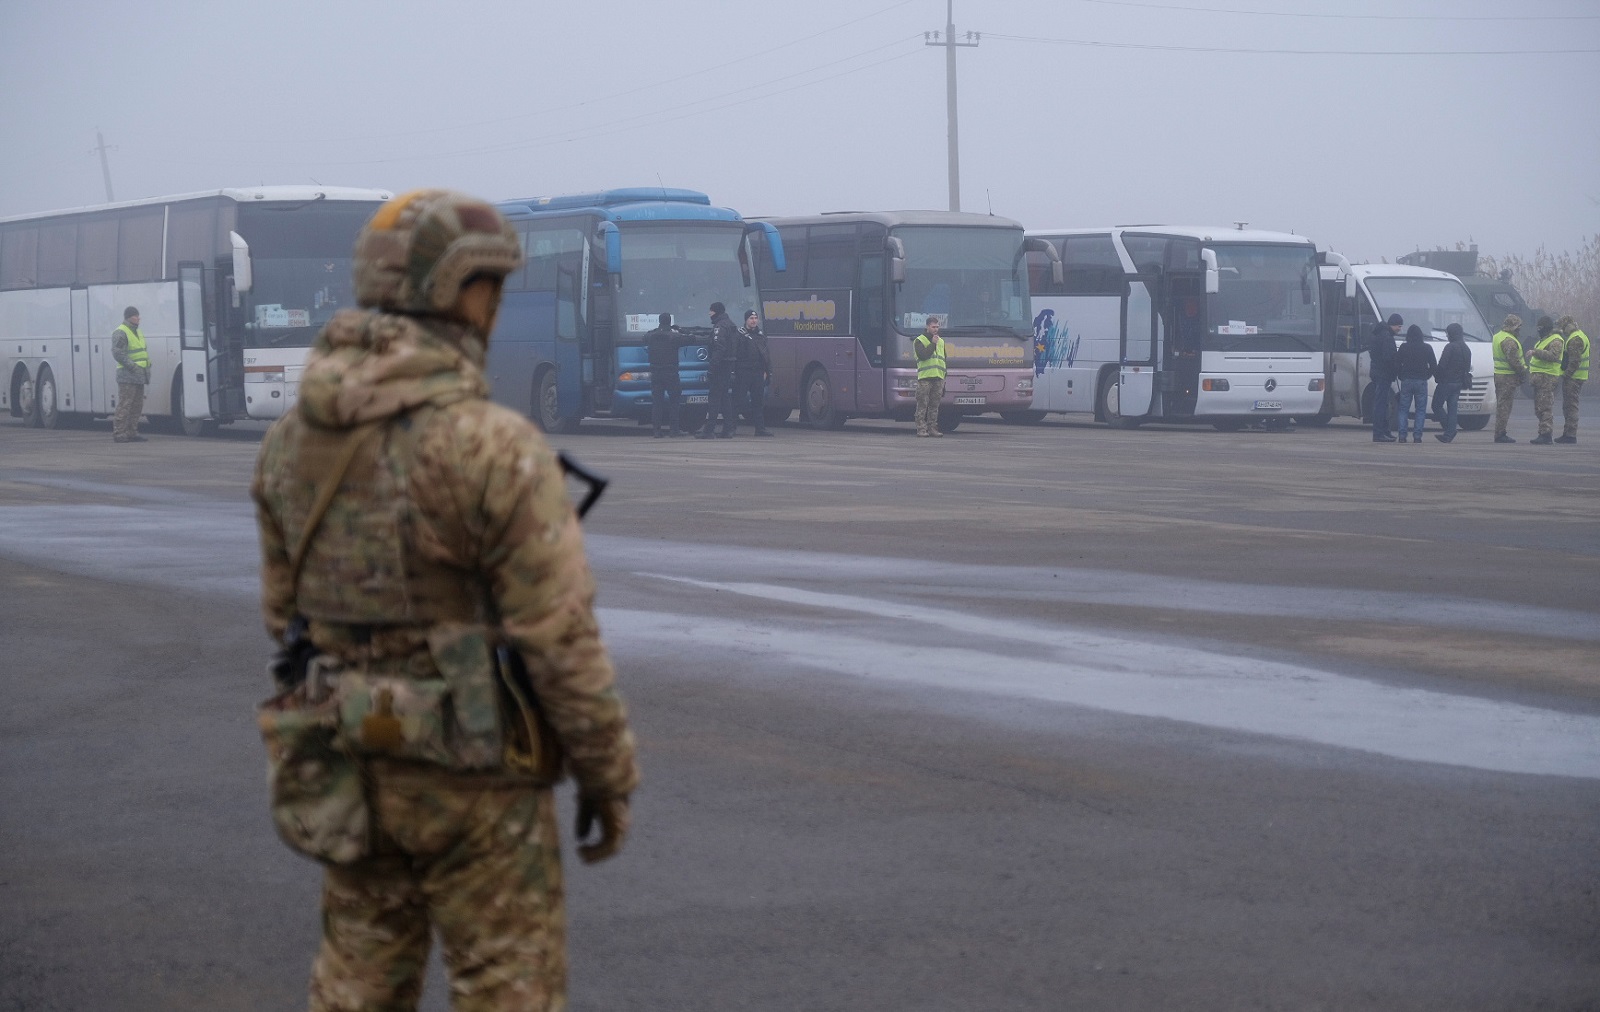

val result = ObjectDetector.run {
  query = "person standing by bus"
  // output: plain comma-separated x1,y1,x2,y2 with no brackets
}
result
1393,324,1437,443
1492,315,1530,444
1555,315,1587,444
1526,316,1565,445
646,312,691,438
1368,313,1402,442
252,190,638,1010
1432,323,1471,443
111,306,150,443
736,309,774,437
697,301,739,439
914,315,948,437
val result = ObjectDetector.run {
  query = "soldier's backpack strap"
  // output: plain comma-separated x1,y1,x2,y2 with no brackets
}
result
287,420,384,596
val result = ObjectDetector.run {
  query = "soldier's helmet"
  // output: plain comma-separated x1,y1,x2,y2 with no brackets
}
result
1502,314,1523,333
352,190,523,316
1557,315,1576,332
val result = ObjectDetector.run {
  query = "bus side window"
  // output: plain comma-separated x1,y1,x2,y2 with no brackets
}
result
1026,249,1062,296
1061,235,1126,296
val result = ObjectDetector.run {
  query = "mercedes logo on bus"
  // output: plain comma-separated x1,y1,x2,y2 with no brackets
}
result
695,347,709,361
1264,377,1278,392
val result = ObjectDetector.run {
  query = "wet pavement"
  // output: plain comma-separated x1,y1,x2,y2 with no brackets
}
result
1,403,1596,1009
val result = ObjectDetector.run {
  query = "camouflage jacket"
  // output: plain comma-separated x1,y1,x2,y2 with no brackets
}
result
111,326,149,386
252,308,638,799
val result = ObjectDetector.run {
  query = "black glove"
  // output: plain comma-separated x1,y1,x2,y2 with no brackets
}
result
575,795,630,864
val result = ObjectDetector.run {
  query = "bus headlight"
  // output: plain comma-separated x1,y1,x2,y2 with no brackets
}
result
618,371,649,383
1015,377,1033,391
1308,378,1325,391
1201,378,1229,391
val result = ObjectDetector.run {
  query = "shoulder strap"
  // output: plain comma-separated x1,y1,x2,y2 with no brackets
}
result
287,420,383,595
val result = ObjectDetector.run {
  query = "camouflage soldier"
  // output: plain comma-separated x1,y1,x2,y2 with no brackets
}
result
1526,315,1565,445
1556,315,1588,443
1491,315,1529,443
252,190,638,1011
112,306,149,442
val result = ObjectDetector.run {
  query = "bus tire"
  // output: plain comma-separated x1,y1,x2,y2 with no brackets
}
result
170,371,216,436
801,367,845,430
1458,415,1490,431
35,366,60,430
936,411,962,433
15,367,39,427
999,410,1046,425
1097,372,1142,429
533,369,561,433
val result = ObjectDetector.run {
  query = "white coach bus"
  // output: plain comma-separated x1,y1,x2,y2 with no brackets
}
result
1317,262,1496,430
1021,226,1330,429
1,186,390,434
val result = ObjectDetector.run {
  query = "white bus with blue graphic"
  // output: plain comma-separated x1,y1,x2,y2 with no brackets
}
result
1022,227,1329,429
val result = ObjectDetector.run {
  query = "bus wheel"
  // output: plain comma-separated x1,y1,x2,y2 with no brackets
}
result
1097,373,1142,429
13,367,35,426
1458,416,1490,431
171,374,216,436
802,368,845,430
533,370,561,433
35,367,60,430
936,411,962,433
999,410,1046,425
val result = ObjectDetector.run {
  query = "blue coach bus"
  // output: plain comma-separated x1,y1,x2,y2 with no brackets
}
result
490,188,785,432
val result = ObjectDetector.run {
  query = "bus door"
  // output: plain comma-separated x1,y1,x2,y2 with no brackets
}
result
855,255,886,411
1330,286,1373,418
69,287,91,414
589,285,614,413
1119,278,1158,417
177,263,211,420
554,266,584,419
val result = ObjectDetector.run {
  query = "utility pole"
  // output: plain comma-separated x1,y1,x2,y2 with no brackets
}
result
925,0,979,212
93,129,116,203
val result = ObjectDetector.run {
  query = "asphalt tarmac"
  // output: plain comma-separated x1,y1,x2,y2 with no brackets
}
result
1,402,1597,1011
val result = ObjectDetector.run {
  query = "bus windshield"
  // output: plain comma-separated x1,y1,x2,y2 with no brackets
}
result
616,224,754,337
1365,277,1489,342
893,226,1030,337
238,201,376,349
1207,243,1321,352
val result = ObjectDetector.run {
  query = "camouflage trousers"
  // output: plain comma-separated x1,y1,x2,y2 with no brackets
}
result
113,382,145,441
1531,374,1558,437
310,764,566,1012
914,377,945,435
1562,377,1584,438
1493,376,1521,437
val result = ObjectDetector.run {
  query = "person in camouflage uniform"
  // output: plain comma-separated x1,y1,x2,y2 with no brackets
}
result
111,306,150,442
252,190,638,1012
1491,315,1530,443
1556,315,1589,443
1525,315,1565,445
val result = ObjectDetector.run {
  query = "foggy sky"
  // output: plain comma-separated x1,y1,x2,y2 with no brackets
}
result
2,0,1597,263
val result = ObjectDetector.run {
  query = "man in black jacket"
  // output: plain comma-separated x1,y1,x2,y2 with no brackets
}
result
1432,322,1471,442
1368,313,1403,442
734,310,774,437
697,302,741,438
1393,324,1438,442
646,313,692,438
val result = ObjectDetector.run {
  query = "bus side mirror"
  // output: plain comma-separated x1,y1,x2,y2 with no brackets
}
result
1345,274,1357,299
1201,249,1220,295
886,236,906,285
746,221,786,272
1023,236,1064,285
597,222,621,275
229,231,253,296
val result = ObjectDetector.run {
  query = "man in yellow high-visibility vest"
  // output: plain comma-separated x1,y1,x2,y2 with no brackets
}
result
913,315,948,437
1556,315,1589,444
1526,316,1565,445
112,306,150,443
1491,315,1530,443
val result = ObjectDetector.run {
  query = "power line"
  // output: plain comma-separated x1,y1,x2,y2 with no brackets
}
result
1075,0,1600,20
985,32,1600,55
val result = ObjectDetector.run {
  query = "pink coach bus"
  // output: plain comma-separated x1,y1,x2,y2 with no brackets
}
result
752,210,1058,431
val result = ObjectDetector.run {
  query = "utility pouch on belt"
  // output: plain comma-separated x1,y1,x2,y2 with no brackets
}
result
258,672,372,866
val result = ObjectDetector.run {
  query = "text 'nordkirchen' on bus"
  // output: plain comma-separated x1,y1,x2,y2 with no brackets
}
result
1024,226,1334,430
1318,261,1497,430
0,187,393,433
753,211,1059,431
490,188,785,433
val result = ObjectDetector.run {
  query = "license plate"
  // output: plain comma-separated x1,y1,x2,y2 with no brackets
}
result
953,396,986,405
685,395,709,404
1252,400,1283,410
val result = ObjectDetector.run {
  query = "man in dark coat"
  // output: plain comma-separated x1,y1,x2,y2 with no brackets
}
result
1393,323,1438,442
734,309,774,437
697,301,740,438
645,312,692,437
1432,322,1471,442
1368,312,1402,442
